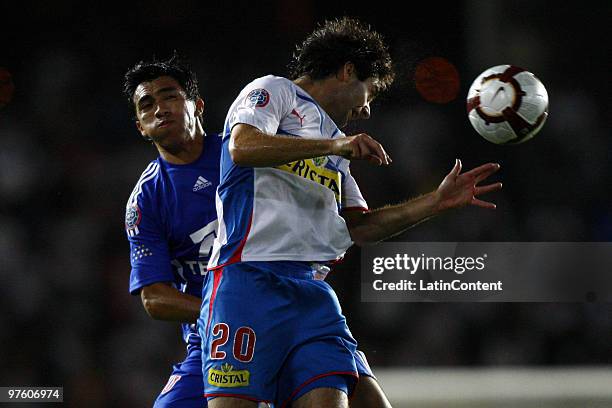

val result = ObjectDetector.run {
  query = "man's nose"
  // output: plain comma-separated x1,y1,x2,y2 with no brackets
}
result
359,104,371,120
154,102,170,117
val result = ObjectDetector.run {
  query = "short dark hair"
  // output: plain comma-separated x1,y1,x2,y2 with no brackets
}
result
288,17,395,93
123,52,200,109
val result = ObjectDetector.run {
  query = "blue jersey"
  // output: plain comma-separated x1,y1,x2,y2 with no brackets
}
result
126,133,222,352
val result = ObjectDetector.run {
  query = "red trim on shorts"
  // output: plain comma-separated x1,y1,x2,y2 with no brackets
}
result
341,206,369,212
280,371,359,408
227,213,253,264
206,268,224,333
207,213,253,271
203,393,272,403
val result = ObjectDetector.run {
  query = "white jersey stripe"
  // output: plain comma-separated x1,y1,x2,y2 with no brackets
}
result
127,162,157,205
128,162,157,201
128,162,160,207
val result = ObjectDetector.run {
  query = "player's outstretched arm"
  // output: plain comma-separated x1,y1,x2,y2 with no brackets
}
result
343,159,502,246
140,282,201,323
230,124,390,167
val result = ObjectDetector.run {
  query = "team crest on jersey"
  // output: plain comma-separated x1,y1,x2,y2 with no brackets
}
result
125,204,141,236
312,156,328,167
208,363,250,387
246,88,270,108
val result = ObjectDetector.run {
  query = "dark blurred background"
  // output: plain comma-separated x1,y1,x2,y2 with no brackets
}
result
1,1,610,406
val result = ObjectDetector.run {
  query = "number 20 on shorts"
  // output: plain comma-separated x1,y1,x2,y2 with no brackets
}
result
210,323,256,363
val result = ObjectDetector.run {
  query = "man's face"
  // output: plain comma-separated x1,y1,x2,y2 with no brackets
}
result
336,76,377,128
133,76,202,144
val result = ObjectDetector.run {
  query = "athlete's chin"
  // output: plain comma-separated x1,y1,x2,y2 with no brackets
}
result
150,129,178,144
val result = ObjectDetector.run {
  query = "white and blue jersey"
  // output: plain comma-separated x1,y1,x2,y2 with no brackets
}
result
199,77,375,404
208,75,368,269
126,133,222,357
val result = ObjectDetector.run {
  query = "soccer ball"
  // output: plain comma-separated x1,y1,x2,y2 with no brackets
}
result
467,65,548,144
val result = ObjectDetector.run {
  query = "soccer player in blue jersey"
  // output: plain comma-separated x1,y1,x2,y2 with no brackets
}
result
123,55,221,407
123,54,392,408
200,17,502,408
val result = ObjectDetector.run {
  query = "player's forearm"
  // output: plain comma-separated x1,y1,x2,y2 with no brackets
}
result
141,283,201,323
347,192,442,245
230,123,335,167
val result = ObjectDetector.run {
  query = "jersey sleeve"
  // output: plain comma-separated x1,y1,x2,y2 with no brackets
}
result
125,185,174,295
228,76,295,135
341,167,369,212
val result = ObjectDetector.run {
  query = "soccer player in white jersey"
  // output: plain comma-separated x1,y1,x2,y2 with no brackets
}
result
124,54,393,408
200,17,502,408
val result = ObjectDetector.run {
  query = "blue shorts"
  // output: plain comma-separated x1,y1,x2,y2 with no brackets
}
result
153,348,206,408
152,350,373,408
354,350,375,379
198,261,359,406
153,349,374,408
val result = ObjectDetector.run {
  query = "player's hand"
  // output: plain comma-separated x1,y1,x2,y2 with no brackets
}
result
331,133,391,165
434,159,502,211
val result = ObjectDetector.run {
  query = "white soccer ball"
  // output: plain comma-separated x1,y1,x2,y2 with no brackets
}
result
467,65,548,144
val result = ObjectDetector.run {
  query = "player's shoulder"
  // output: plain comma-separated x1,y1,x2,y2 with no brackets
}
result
247,74,293,88
243,75,297,98
126,159,163,207
125,159,163,236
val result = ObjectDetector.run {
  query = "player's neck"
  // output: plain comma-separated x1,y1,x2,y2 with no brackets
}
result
156,131,204,165
293,77,337,116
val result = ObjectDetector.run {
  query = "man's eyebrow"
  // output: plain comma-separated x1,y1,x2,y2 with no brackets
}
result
136,87,181,107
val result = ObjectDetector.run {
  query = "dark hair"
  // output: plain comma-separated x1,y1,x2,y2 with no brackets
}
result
123,52,200,108
288,17,395,93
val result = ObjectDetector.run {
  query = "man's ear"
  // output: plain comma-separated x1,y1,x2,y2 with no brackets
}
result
337,62,356,82
136,119,146,136
195,97,205,117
